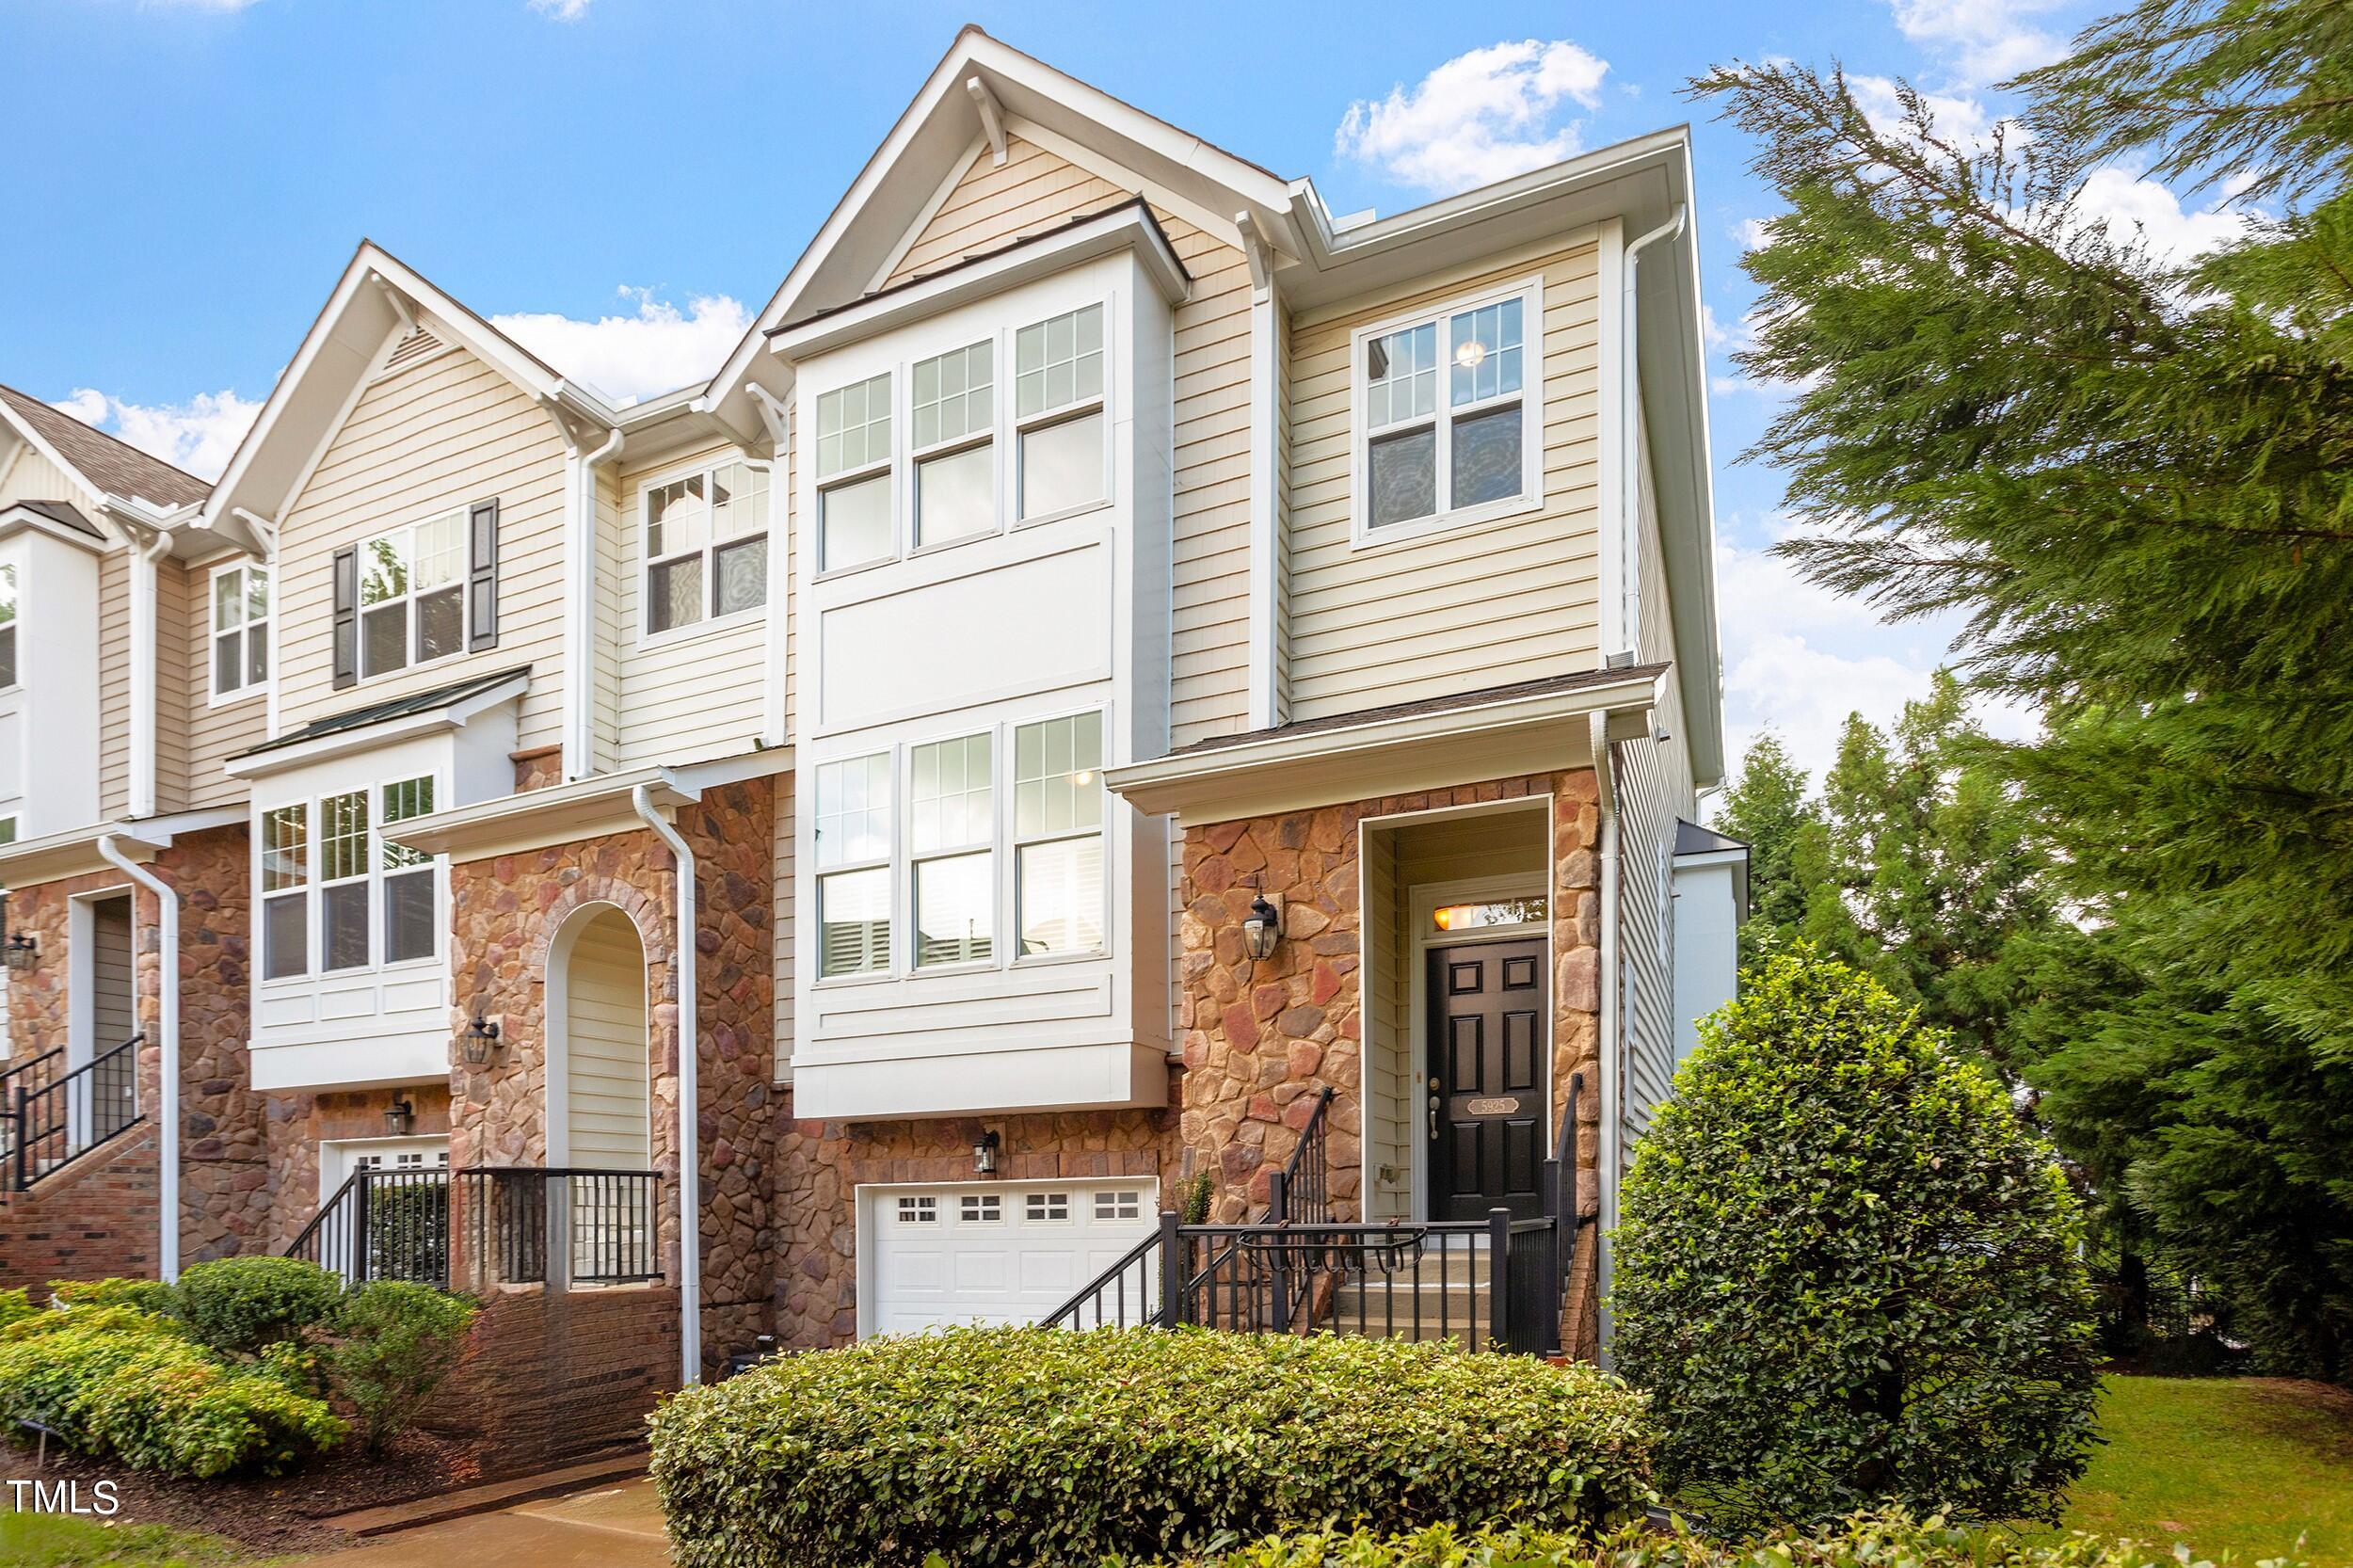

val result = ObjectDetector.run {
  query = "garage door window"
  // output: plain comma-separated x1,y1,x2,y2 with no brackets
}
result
1094,1190,1143,1222
896,1194,937,1224
960,1193,1001,1223
1025,1192,1070,1223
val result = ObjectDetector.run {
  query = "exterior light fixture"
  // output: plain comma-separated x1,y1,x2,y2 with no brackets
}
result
973,1128,1000,1176
3,931,36,972
459,1014,502,1067
383,1097,415,1138
1243,893,1282,961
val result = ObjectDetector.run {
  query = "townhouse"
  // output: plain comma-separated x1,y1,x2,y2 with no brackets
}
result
0,27,1743,1431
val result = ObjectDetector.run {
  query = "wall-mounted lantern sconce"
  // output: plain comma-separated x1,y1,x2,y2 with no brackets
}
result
973,1128,1000,1176
459,1014,502,1067
1243,893,1282,961
383,1097,415,1138
4,931,39,972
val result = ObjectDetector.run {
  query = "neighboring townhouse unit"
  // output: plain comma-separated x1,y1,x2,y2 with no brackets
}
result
0,28,1743,1432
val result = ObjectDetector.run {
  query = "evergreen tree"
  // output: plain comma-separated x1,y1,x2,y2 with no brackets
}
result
1693,0,2353,1377
1710,732,1820,967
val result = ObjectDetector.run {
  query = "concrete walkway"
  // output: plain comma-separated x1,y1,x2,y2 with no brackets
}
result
292,1476,670,1566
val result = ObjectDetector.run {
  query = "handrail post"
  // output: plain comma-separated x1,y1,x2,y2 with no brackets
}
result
1156,1210,1184,1328
1267,1169,1289,1225
1487,1208,1513,1352
9,1084,25,1192
351,1174,373,1284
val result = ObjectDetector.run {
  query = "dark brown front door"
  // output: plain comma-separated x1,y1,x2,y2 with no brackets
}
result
1427,939,1547,1221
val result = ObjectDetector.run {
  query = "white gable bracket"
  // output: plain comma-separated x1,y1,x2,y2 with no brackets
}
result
966,75,1008,166
1235,210,1275,297
368,271,418,335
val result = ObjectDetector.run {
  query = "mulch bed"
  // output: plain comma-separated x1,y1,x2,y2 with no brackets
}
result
3,1425,485,1556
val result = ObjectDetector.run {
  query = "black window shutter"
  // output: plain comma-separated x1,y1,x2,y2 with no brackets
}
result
331,546,359,689
467,497,499,651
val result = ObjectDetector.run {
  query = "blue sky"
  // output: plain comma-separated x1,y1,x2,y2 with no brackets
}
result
1,0,2246,786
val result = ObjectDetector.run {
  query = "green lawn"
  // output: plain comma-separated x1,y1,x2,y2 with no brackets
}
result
2025,1375,2353,1565
0,1512,250,1568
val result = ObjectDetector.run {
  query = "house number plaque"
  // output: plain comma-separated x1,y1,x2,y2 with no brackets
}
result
1465,1096,1520,1116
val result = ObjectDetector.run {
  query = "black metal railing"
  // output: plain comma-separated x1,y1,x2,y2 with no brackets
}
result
1547,1072,1585,1307
1267,1085,1337,1224
285,1166,661,1290
6,1034,141,1192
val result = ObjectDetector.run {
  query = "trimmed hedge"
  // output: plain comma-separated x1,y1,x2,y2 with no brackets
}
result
651,1327,1657,1568
175,1256,346,1354
1123,1510,2303,1568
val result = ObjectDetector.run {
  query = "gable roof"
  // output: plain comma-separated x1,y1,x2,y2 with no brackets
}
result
0,381,211,509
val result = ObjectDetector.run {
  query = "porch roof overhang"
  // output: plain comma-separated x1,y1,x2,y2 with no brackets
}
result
1105,665,1666,827
0,806,247,889
384,743,793,862
224,667,533,779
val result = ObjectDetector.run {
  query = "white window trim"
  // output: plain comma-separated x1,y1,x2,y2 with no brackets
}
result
634,456,776,651
355,510,470,684
812,750,894,983
808,703,1111,990
807,294,1117,584
207,558,270,708
254,770,448,986
1347,273,1546,551
908,337,1000,555
0,814,19,848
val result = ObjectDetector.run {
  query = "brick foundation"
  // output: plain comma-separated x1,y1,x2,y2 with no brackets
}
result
0,1126,161,1291
432,1284,680,1471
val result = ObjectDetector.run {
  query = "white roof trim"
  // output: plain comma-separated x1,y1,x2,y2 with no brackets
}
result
0,807,247,889
222,671,530,779
384,744,792,861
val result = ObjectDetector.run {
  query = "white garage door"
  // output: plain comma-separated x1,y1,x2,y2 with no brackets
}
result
863,1178,1159,1336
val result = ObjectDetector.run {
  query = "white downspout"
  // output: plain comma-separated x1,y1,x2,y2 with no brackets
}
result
1586,710,1622,1363
98,838,178,1282
1615,204,1687,662
631,781,699,1385
128,529,172,820
561,428,624,782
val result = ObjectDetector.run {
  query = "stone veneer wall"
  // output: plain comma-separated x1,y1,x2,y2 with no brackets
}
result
257,1085,455,1252
767,1087,1182,1347
1176,770,1607,1356
0,824,267,1270
445,776,776,1374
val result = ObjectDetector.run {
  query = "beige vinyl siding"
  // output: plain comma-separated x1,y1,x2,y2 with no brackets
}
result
90,894,136,1050
182,555,264,809
151,558,191,814
277,345,568,753
772,774,795,1074
0,445,89,509
610,440,768,767
1285,239,1604,721
886,136,1126,286
1168,216,1255,746
564,908,651,1166
588,467,625,773
97,547,130,819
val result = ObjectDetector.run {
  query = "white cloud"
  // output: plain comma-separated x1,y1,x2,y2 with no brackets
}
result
1845,72,1998,151
1737,216,1773,251
527,0,590,18
2072,166,2252,264
1886,0,2068,88
49,388,260,483
489,287,749,407
1336,40,1609,194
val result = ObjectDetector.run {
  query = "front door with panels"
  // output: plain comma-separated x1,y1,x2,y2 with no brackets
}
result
1426,939,1546,1220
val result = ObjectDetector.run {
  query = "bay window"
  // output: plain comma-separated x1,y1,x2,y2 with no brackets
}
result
911,341,994,547
359,512,466,677
1013,712,1104,956
0,563,16,689
911,733,991,966
816,374,892,572
1014,304,1105,521
815,753,890,976
257,776,440,981
1355,280,1539,537
643,460,770,635
211,562,269,697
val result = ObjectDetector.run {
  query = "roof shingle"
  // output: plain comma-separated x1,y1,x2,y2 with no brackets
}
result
0,382,212,508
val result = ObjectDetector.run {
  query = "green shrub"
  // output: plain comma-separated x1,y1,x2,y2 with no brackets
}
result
174,1256,344,1354
1124,1510,2300,1568
0,1306,342,1476
0,1288,31,1333
49,1276,181,1316
325,1281,477,1449
1612,947,2102,1535
652,1326,1656,1568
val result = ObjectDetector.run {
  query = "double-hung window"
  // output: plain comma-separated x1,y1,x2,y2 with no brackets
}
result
911,342,995,548
380,777,438,963
1014,304,1106,521
211,562,269,697
259,776,439,981
814,753,891,976
1357,280,1538,536
1013,712,1105,956
0,562,17,689
815,375,892,572
644,461,770,635
260,804,310,981
911,733,992,967
359,511,466,677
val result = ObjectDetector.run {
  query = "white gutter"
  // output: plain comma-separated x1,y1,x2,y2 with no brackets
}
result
561,427,625,781
127,526,173,820
1585,710,1622,1364
1613,204,1688,661
98,836,179,1281
631,781,700,1386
